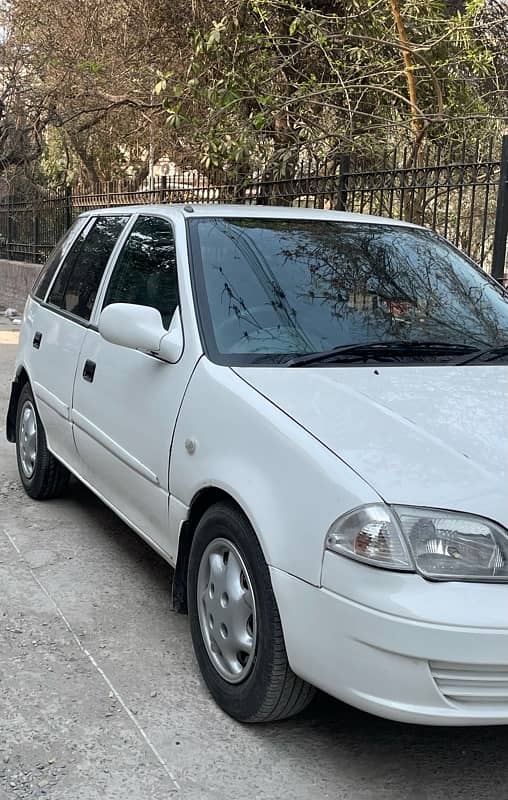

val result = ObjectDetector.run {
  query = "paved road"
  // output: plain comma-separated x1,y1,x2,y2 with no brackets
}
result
0,331,507,800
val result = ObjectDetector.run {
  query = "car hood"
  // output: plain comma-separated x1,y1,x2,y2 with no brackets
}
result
234,365,508,522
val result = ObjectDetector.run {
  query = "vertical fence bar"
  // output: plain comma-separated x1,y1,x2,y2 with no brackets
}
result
304,162,310,208
32,202,40,262
7,193,12,259
335,154,351,211
466,140,480,257
479,137,494,268
491,134,508,283
454,140,467,248
65,184,72,229
159,174,167,204
419,146,429,227
387,148,397,218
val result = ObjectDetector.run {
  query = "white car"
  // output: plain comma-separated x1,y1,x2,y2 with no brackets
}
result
6,205,508,725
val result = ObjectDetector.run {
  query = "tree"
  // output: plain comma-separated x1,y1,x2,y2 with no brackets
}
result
0,0,505,189
158,0,505,175
1,0,200,186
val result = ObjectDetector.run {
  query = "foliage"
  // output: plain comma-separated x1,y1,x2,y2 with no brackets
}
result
0,0,199,186
163,0,506,174
0,0,506,187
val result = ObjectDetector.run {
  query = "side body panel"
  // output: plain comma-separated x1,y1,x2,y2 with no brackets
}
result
71,211,203,559
71,330,198,557
19,296,87,469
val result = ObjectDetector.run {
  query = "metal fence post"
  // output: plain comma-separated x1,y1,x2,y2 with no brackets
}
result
65,184,73,229
159,174,167,203
491,134,508,283
32,203,40,262
335,154,351,211
7,194,12,259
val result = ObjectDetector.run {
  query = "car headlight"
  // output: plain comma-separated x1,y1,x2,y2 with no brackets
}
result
325,504,413,571
325,504,508,581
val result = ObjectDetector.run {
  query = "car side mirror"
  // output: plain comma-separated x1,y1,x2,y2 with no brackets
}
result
98,303,184,363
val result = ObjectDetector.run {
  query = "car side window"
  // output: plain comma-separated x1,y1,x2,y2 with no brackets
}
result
47,215,128,322
103,215,179,329
32,219,85,301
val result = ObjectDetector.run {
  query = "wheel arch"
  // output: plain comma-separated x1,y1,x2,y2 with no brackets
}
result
172,486,255,614
6,366,31,443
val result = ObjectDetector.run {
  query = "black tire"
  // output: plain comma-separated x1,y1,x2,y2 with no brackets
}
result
15,382,70,500
188,502,316,722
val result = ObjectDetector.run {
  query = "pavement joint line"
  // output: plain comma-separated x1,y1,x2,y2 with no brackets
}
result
2,525,181,794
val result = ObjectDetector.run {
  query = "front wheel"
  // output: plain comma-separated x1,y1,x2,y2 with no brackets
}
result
15,383,70,500
187,502,315,722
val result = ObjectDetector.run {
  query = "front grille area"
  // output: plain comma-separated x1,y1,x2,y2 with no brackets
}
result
430,661,508,705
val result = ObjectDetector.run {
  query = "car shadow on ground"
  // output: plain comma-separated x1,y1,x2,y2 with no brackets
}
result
68,478,508,800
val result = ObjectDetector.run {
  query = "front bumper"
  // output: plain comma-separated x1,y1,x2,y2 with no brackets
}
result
271,558,508,725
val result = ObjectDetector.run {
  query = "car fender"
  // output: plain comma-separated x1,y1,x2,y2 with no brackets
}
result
169,358,380,586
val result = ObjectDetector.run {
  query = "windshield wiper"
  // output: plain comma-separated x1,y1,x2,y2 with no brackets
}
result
285,341,480,367
454,344,508,365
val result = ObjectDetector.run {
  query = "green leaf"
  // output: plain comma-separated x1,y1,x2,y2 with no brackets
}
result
166,111,182,129
253,112,266,130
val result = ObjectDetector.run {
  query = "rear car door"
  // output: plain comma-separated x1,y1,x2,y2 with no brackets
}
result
71,213,200,558
25,214,129,469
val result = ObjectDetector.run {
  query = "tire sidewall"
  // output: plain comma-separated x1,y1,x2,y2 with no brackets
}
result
15,383,47,497
188,504,280,721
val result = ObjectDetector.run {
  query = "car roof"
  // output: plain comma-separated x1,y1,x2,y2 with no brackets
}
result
79,203,419,228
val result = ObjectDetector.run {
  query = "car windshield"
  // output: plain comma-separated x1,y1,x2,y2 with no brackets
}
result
188,217,508,366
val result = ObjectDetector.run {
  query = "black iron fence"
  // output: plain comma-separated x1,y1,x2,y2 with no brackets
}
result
1,135,507,282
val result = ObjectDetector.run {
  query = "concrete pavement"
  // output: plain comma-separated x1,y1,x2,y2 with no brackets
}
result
0,329,507,799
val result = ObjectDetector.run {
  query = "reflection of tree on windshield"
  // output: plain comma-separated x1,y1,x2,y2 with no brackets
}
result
192,218,508,359
201,220,315,353
278,225,504,346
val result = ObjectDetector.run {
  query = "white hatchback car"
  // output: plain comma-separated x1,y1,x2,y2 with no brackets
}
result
6,205,508,724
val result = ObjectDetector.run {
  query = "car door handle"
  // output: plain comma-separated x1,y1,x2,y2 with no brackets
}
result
82,359,96,383
32,331,42,349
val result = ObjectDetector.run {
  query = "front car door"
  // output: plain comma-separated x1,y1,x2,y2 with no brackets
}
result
71,212,201,560
24,213,129,470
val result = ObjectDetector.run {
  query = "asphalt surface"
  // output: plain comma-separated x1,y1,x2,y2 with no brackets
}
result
1,324,507,800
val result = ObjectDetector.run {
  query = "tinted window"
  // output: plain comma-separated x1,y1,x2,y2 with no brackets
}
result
103,215,178,328
189,217,508,365
32,219,84,301
48,215,128,321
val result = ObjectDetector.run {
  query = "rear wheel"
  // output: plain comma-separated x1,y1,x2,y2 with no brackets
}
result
16,383,70,500
188,502,315,722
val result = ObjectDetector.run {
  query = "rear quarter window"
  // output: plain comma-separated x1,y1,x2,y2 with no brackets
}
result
32,219,85,301
47,215,128,321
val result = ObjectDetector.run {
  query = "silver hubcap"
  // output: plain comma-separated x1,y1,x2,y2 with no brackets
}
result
19,400,38,478
197,538,257,683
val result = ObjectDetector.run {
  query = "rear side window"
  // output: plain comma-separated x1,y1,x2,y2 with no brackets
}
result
47,215,128,321
32,220,84,301
103,215,179,329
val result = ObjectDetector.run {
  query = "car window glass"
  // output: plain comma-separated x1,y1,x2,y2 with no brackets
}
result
189,217,508,364
103,215,179,329
47,215,128,321
32,219,84,301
